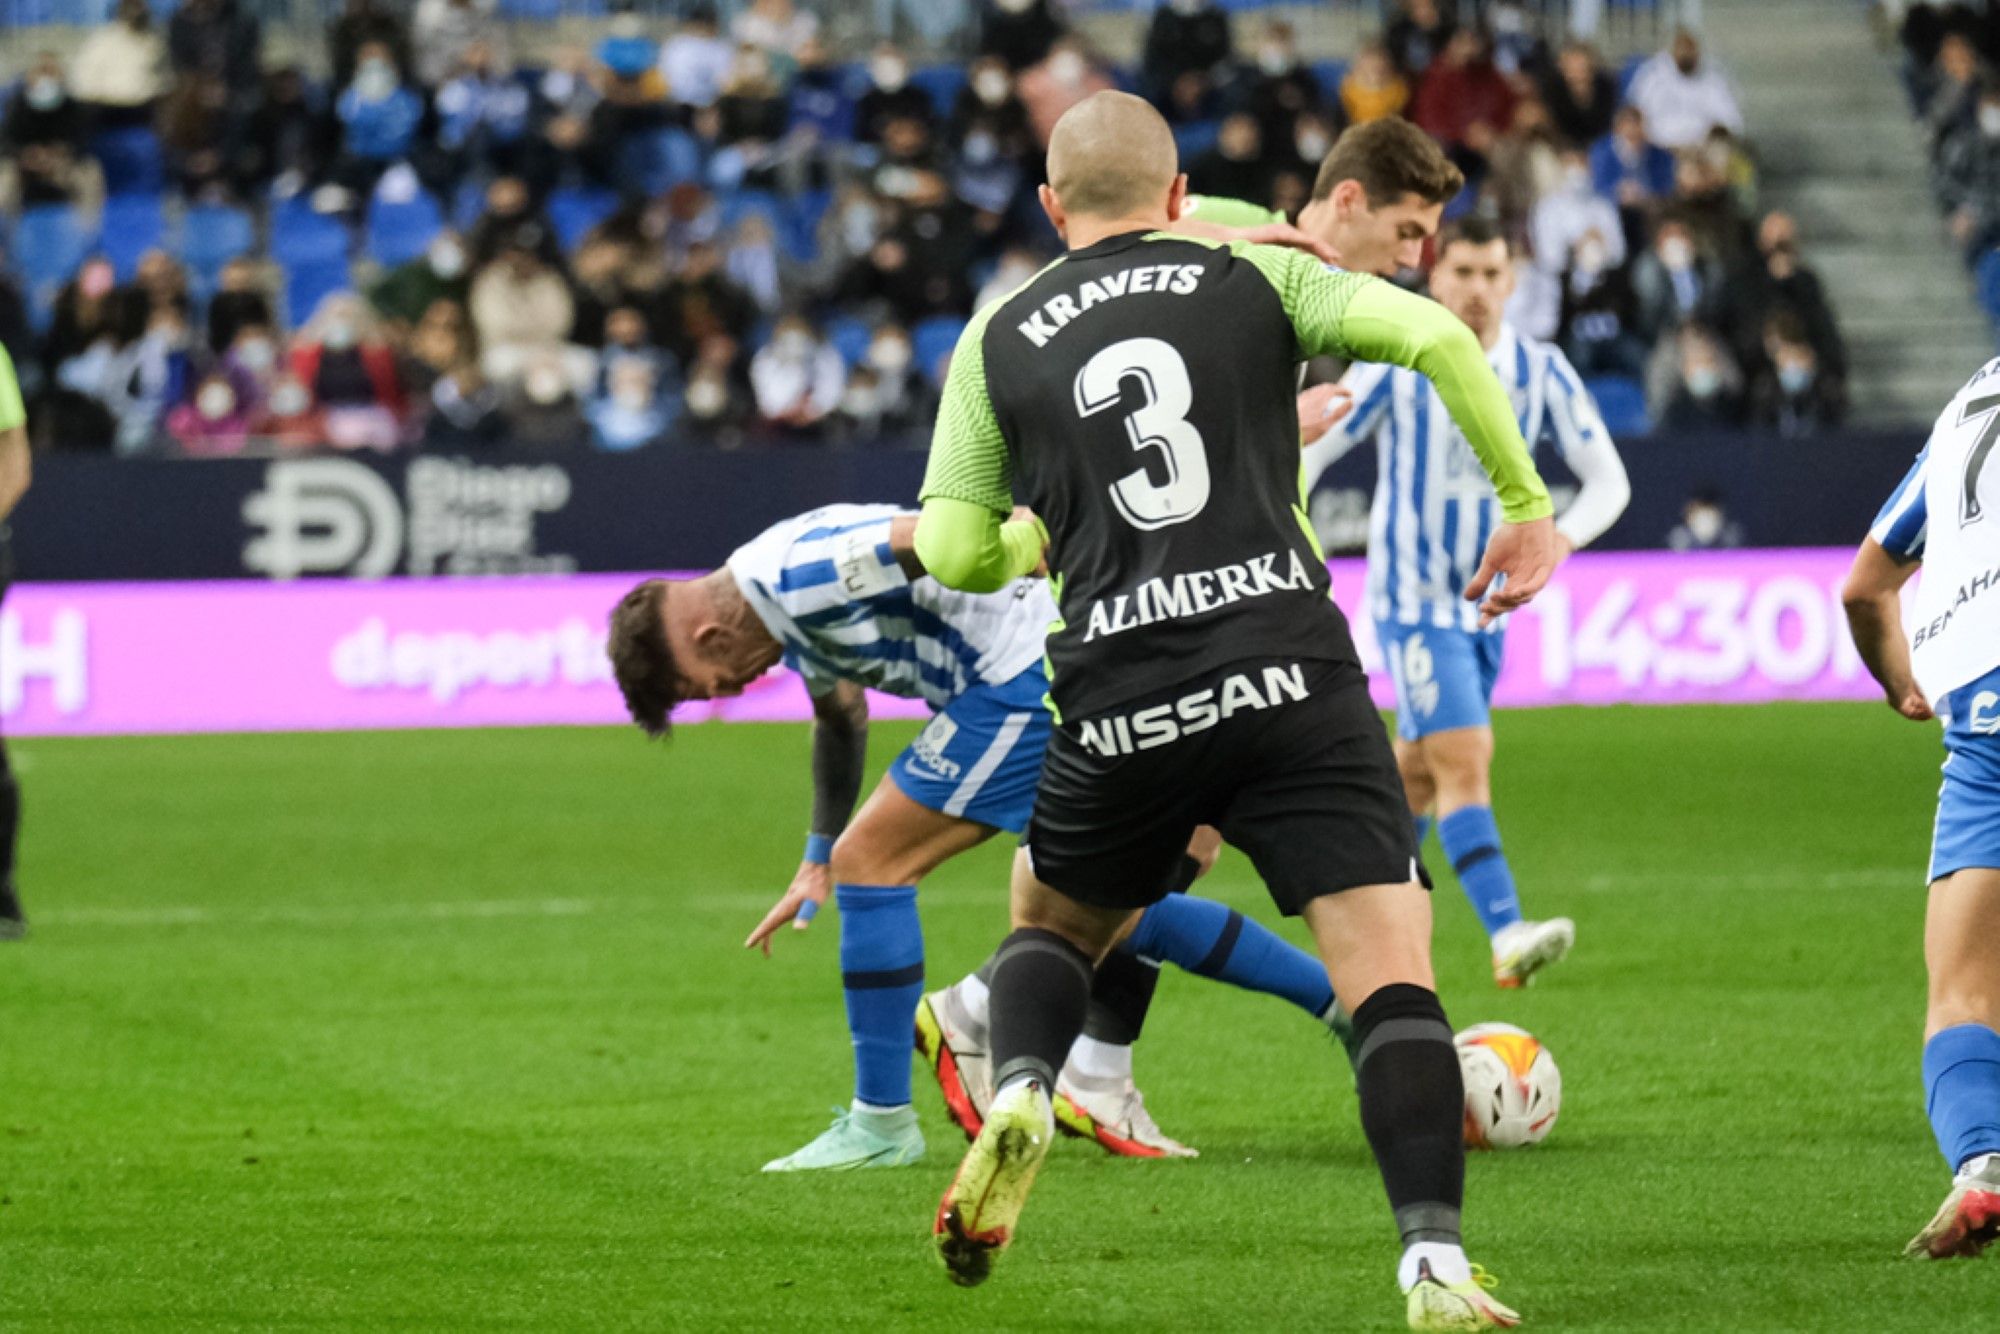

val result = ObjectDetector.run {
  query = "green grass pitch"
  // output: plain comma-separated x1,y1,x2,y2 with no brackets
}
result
1,703,1994,1330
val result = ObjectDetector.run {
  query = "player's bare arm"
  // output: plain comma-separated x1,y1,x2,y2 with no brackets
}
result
746,679,870,953
0,420,29,522
1296,383,1354,448
1842,537,1933,721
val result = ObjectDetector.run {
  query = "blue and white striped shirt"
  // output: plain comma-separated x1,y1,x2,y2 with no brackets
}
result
726,504,1054,709
1306,323,1630,633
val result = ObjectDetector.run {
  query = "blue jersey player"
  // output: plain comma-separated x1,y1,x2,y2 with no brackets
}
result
608,504,1351,1171
1303,217,1632,987
1845,358,2000,1258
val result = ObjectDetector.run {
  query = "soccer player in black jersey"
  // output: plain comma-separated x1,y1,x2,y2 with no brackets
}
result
0,342,32,938
912,93,1559,1329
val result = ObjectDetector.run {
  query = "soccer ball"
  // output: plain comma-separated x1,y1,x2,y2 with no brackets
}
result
1456,1022,1561,1150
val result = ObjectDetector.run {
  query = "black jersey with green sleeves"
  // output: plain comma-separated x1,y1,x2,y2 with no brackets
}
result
977,231,1367,722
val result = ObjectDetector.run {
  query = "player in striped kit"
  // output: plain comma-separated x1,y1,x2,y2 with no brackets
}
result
1303,218,1632,987
607,504,1356,1172
1845,358,2000,1258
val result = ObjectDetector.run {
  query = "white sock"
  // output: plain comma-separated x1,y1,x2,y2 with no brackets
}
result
1067,1034,1134,1082
1398,1241,1471,1291
851,1099,910,1119
992,1074,1055,1136
956,973,991,1029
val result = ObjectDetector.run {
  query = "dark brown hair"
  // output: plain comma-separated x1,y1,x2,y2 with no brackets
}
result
1311,117,1465,207
608,579,680,739
1434,214,1510,261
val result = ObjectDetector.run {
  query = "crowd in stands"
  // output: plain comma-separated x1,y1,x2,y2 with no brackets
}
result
1901,2,2000,339
0,0,1848,457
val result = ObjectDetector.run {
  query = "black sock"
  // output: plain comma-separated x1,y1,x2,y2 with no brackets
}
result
1351,983,1465,1247
0,734,20,884
988,927,1096,1092
1083,949,1161,1045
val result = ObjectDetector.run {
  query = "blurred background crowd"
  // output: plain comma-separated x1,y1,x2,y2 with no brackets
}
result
0,0,1846,456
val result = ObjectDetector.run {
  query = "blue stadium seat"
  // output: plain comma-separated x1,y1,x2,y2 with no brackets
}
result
825,313,874,368
451,180,486,232
11,204,96,329
90,125,166,197
179,200,256,289
912,315,966,374
284,259,353,330
1585,374,1651,437
270,198,351,269
1309,60,1348,104
1173,120,1222,162
548,187,619,252
911,65,966,121
99,194,166,280
365,189,444,268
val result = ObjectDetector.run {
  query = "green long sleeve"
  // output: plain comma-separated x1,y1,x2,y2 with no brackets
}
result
1235,244,1555,524
913,498,1047,594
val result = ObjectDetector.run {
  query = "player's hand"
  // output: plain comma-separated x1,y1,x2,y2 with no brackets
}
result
1297,383,1354,447
1889,684,1934,722
1011,504,1049,577
1465,516,1561,627
745,860,833,956
1236,222,1340,265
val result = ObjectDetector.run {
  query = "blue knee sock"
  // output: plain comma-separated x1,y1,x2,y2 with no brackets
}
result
1923,1023,2000,1171
1413,814,1435,850
1437,806,1522,939
835,884,923,1109
1125,894,1336,1021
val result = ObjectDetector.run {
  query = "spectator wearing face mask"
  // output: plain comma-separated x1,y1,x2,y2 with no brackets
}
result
1486,97,1565,229
715,44,791,188
44,258,127,374
403,296,473,402
432,41,532,190
330,0,410,92
1652,322,1745,429
1749,312,1843,437
1411,27,1516,172
166,369,257,456
334,40,424,198
0,53,103,214
502,350,589,449
1243,20,1328,151
259,371,325,450
588,356,679,452
207,258,276,356
1531,149,1628,282
1017,37,1114,148
412,0,504,89
469,245,583,389
788,36,857,168
1541,41,1619,148
1744,211,1846,390
660,6,737,113
723,214,795,317
1385,0,1455,80
1631,217,1724,347
1340,42,1409,126
1187,113,1277,208
1592,106,1677,226
681,336,750,444
370,233,473,333
654,241,758,368
854,43,935,146
855,322,926,434
949,56,1034,170
1667,488,1744,552
467,175,563,271
1626,27,1744,152
733,0,817,71
750,314,846,437
1141,0,1233,111
248,66,337,199
1557,230,1647,379
979,0,1066,73
290,293,407,450
1922,31,1983,162
221,322,283,408
71,0,167,129
1941,80,2000,262
421,356,508,451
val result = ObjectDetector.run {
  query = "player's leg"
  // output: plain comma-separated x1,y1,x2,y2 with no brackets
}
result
0,730,20,940
936,848,1146,1287
1908,864,2000,1257
761,774,992,1173
1411,625,1572,988
1396,738,1439,851
1221,659,1518,1328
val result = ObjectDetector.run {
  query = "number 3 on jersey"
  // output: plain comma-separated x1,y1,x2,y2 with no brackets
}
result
1074,337,1211,530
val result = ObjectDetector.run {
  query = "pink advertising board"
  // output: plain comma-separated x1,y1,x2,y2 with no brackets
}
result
0,548,1883,738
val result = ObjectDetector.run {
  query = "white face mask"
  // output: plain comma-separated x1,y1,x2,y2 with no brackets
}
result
235,338,276,373
322,320,358,352
429,240,466,278
1686,506,1723,544
524,368,567,405
974,71,1011,106
1170,0,1204,14
1049,51,1087,86
870,58,907,93
962,130,997,164
611,383,652,412
840,385,879,417
995,0,1034,13
269,382,310,416
1659,237,1694,271
1777,362,1814,395
1685,366,1721,399
355,60,397,100
1564,164,1592,193
26,78,62,111
542,70,576,103
1980,104,2000,138
1296,130,1331,162
775,330,814,359
687,377,728,417
1258,46,1290,76
867,338,912,374
197,383,236,420
1573,239,1607,273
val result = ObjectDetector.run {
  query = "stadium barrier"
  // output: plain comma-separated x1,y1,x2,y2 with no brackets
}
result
0,547,1892,737
12,427,1921,582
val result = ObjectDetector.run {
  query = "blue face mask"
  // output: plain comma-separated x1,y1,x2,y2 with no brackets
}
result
1686,367,1721,399
1777,363,1813,395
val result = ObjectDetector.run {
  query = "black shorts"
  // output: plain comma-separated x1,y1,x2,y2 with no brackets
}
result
1024,656,1423,916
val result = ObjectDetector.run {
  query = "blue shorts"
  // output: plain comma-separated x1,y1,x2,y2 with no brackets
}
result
889,666,1052,836
1376,621,1506,742
1931,663,2000,882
